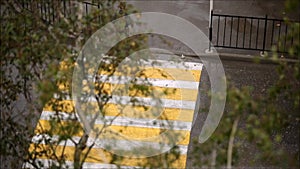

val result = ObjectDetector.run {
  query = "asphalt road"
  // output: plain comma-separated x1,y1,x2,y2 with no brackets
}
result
184,55,299,167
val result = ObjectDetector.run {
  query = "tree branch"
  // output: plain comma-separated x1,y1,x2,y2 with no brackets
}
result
227,116,240,169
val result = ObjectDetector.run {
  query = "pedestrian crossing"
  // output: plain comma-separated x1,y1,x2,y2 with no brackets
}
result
25,56,203,168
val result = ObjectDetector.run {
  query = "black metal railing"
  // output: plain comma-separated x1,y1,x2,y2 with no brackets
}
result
18,2,299,55
209,10,299,54
20,0,101,25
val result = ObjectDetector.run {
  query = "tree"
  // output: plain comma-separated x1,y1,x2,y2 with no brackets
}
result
1,1,183,168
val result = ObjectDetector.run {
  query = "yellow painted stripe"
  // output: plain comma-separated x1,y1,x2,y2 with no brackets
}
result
43,101,195,122
36,60,201,168
29,144,186,168
59,69,200,98
44,99,75,113
58,69,201,91
98,67,201,81
76,83,198,101
59,82,198,100
93,83,198,101
36,120,191,145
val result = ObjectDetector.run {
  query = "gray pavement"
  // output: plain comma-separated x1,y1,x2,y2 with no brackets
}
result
185,55,299,167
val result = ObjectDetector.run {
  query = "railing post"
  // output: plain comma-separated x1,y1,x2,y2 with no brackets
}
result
63,0,67,17
209,10,213,52
262,15,268,55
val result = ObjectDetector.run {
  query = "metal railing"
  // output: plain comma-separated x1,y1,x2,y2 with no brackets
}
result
18,2,298,55
209,10,299,54
20,0,101,25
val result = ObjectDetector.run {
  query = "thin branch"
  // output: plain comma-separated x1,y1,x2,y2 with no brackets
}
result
227,115,240,169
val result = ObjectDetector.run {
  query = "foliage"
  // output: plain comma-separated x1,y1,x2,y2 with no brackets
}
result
1,1,181,168
190,0,299,168
2,0,299,168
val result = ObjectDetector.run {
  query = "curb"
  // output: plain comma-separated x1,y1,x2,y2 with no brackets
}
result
207,52,299,64
154,51,299,64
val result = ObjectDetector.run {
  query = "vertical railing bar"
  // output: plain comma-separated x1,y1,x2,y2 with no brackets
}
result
242,18,246,48
44,1,47,22
236,17,240,47
41,1,44,19
26,0,28,10
217,16,220,45
229,16,233,46
249,18,253,48
39,1,42,20
209,10,213,51
63,0,66,17
256,19,260,49
40,1,43,18
98,4,100,23
283,24,288,52
85,3,88,16
223,16,227,46
68,0,71,16
45,1,48,23
46,0,48,22
290,23,294,48
21,0,25,8
48,1,51,23
277,21,281,44
45,0,48,21
262,15,268,54
276,21,281,53
29,0,31,9
42,0,45,21
50,1,53,23
270,20,275,47
58,1,61,23
42,0,45,20
36,1,39,15
52,1,55,23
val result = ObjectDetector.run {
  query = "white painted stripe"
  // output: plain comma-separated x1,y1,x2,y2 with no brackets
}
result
23,159,137,169
93,75,200,89
40,111,193,130
100,57,203,70
31,134,189,155
61,95,197,110
96,116,192,130
110,95,196,110
135,58,203,70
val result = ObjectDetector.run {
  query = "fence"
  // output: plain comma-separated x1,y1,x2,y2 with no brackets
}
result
209,10,298,54
18,2,299,55
20,0,102,25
